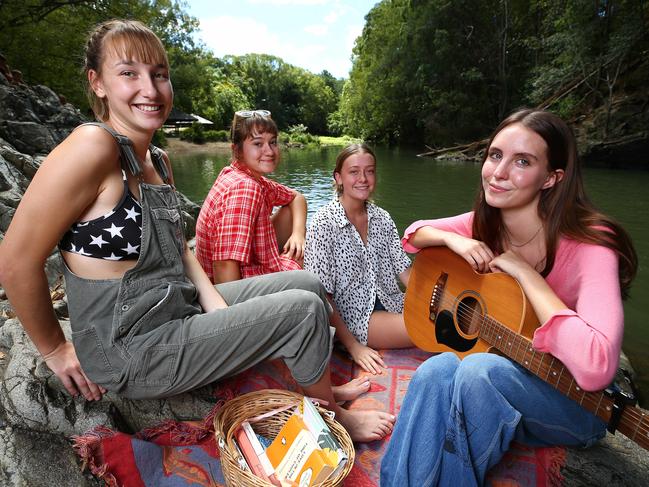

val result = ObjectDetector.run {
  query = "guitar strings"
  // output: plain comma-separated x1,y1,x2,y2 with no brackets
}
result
431,291,649,442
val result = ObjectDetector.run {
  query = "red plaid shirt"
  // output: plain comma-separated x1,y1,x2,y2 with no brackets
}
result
195,160,301,281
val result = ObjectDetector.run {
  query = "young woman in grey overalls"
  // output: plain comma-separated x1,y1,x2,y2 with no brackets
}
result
0,19,394,442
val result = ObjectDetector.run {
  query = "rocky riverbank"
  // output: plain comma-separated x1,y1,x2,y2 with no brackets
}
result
1,67,649,486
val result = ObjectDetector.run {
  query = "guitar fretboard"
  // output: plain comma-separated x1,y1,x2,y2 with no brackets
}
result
480,315,649,450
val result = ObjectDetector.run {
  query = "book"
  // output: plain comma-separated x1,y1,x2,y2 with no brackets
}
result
242,421,280,485
265,412,337,487
298,397,348,475
231,438,251,473
235,422,281,486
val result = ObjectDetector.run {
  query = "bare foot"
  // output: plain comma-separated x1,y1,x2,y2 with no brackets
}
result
332,376,371,402
336,408,395,442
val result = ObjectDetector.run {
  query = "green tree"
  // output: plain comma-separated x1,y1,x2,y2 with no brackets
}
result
341,0,647,146
0,0,207,114
217,54,338,134
527,0,648,135
0,2,343,136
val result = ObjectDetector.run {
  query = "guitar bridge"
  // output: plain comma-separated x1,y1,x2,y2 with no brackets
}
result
429,271,448,322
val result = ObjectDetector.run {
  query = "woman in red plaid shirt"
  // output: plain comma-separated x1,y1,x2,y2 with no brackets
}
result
195,110,306,284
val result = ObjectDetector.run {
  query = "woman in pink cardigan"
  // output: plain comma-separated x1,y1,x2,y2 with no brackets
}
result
381,108,637,487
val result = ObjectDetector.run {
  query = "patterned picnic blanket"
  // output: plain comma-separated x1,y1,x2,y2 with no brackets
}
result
73,348,565,486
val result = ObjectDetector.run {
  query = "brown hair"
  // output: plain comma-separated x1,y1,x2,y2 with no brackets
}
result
84,19,169,121
230,111,279,161
472,108,637,298
333,143,377,196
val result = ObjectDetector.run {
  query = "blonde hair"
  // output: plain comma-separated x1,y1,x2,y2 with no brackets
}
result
84,19,169,121
333,143,376,196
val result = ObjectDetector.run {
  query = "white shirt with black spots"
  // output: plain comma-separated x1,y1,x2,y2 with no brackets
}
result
305,199,412,345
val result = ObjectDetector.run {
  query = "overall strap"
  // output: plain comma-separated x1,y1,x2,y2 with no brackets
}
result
78,122,143,178
149,144,170,184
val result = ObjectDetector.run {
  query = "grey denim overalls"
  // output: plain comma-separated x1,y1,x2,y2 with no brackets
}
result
64,124,333,399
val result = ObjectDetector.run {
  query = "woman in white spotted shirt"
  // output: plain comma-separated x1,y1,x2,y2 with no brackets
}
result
305,144,413,374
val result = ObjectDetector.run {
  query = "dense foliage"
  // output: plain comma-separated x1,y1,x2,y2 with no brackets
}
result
336,0,648,146
0,0,341,135
0,0,201,111
1,0,646,145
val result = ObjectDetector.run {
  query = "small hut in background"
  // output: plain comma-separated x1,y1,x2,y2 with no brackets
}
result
191,113,214,127
164,107,197,135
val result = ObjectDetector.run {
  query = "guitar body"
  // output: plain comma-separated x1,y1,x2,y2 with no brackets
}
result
404,247,539,358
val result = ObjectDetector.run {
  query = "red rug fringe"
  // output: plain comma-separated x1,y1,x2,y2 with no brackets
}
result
137,388,236,444
544,446,566,486
71,425,121,487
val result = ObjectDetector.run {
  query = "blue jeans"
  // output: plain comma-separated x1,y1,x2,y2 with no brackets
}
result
380,352,606,487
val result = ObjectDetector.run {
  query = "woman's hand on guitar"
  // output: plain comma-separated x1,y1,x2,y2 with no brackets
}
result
488,250,534,280
348,341,386,375
446,234,495,273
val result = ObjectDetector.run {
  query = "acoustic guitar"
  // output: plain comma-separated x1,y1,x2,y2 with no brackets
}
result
403,246,649,451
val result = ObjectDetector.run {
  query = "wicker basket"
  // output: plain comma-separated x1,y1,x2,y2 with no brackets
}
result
214,389,355,487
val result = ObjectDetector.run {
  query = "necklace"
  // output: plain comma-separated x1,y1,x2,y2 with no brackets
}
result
505,225,543,248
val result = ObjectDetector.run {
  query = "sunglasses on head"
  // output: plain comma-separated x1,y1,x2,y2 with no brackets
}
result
235,109,271,118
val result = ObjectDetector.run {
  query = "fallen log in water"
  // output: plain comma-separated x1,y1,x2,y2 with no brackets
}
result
417,139,488,160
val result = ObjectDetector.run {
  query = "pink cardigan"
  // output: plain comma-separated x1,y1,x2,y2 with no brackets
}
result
403,212,623,392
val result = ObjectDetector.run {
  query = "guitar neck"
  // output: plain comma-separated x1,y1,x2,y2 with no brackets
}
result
480,316,649,450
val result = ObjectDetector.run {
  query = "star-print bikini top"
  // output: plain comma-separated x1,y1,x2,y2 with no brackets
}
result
59,169,143,261
58,122,170,261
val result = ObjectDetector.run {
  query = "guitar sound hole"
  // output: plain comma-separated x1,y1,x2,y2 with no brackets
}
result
435,310,477,352
457,296,483,336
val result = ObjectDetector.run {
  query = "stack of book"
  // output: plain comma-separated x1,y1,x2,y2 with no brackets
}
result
233,397,348,486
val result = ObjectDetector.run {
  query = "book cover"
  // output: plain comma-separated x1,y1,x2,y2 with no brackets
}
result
240,421,281,486
299,397,348,473
266,413,335,487
231,438,251,473
234,425,272,483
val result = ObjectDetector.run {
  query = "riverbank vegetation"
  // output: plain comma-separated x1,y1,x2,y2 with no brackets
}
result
171,122,357,149
1,0,646,153
337,0,648,147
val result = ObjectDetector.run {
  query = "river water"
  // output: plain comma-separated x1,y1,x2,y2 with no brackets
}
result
169,144,649,406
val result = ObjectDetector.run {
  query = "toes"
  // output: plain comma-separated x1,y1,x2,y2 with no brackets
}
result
353,376,369,386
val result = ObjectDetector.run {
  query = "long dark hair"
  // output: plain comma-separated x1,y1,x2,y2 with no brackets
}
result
472,108,637,298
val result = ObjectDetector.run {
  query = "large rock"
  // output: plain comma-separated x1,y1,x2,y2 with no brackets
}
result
1,311,648,485
0,425,100,487
0,120,58,155
0,146,31,209
29,85,64,120
0,84,41,124
564,433,649,486
0,315,220,486
0,81,83,156
0,137,41,180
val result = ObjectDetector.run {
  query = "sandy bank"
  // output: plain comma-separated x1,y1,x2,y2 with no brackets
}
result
165,137,231,155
